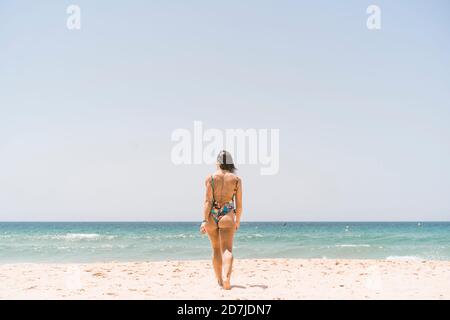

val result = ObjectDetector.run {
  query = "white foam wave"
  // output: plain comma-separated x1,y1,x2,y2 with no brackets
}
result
49,233,106,240
246,234,264,239
335,244,371,248
65,233,101,239
386,255,422,261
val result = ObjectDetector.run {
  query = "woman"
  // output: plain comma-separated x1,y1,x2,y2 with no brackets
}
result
200,150,242,290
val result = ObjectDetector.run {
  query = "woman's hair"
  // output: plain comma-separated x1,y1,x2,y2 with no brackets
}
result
217,150,237,173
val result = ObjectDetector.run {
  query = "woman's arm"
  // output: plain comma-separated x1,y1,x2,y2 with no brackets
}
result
202,176,213,222
235,178,242,229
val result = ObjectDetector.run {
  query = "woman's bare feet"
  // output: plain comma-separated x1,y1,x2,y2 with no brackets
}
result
217,278,223,287
223,278,231,290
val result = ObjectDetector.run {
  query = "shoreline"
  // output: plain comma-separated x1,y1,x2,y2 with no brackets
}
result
1,258,449,299
1,255,449,263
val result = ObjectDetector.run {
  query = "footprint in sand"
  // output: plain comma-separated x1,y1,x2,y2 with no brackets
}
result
249,284,268,290
106,292,118,296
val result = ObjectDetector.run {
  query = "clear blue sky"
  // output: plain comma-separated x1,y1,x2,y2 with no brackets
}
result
1,1,449,221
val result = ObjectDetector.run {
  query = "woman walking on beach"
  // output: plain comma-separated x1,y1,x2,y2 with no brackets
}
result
200,150,242,290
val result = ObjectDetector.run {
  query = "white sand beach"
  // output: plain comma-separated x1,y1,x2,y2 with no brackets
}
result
1,258,449,299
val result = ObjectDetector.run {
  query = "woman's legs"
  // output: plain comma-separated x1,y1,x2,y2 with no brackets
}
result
205,220,223,286
218,214,236,290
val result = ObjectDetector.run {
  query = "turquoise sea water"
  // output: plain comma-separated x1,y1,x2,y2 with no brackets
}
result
0,222,449,263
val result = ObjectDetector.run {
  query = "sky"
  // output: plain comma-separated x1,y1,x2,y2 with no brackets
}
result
0,0,449,221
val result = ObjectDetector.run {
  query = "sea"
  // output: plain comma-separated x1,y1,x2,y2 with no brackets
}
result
0,222,449,263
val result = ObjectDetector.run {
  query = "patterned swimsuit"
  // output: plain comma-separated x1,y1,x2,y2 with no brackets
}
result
210,175,237,224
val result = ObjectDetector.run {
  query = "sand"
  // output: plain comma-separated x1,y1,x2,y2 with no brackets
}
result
0,259,449,299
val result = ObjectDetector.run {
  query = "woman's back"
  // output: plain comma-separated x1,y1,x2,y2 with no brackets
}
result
210,172,240,206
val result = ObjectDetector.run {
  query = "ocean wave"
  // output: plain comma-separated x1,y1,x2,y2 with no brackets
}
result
0,233,116,241
165,234,192,239
386,255,422,261
143,234,197,240
44,233,117,241
64,233,101,239
245,234,264,239
99,244,114,249
335,244,371,248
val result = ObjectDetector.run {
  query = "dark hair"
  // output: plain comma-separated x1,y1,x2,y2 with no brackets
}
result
217,150,237,173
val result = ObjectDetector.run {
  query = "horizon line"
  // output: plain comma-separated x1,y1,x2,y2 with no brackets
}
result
0,220,449,223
